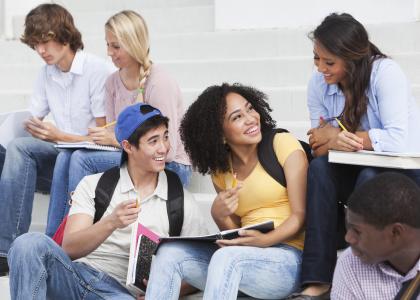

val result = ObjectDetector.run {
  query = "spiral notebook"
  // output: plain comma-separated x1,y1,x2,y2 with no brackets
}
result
55,141,120,152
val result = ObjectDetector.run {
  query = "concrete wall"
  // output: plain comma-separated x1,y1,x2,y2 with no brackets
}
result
215,0,419,30
2,0,45,38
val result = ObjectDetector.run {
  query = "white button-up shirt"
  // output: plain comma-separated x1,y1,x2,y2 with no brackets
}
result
29,51,114,136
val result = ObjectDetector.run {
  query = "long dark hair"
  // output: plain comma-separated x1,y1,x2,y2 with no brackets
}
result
180,83,276,175
311,13,387,132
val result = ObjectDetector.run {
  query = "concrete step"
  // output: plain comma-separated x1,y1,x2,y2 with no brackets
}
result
4,22,420,64
12,5,215,39
2,53,420,92
56,0,214,11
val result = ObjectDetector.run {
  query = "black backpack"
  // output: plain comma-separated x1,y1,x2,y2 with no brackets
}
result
93,166,184,237
257,128,312,187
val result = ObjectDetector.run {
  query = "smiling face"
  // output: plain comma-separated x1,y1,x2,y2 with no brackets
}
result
34,40,74,71
313,40,348,87
345,209,396,264
105,29,138,69
222,92,262,147
123,124,170,173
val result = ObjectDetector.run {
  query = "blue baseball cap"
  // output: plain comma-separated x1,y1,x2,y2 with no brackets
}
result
115,103,162,165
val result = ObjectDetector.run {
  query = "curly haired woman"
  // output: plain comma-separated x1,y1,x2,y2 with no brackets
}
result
145,83,308,300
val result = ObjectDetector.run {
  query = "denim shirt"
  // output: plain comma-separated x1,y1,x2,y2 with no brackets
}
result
307,58,420,152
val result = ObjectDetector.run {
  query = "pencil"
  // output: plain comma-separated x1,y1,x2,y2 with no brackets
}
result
232,173,238,189
101,121,116,128
335,118,348,132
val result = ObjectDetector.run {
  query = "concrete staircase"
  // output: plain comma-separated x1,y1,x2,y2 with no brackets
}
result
1,0,420,298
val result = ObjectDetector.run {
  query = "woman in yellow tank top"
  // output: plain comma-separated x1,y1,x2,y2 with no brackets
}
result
146,83,308,300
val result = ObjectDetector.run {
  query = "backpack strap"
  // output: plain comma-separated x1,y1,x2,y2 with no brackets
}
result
257,128,312,187
257,128,289,187
164,169,184,237
93,166,120,223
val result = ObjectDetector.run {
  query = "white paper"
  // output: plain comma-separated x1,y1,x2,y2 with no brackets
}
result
0,110,32,148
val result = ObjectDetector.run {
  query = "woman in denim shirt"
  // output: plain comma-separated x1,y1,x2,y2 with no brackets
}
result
290,13,420,300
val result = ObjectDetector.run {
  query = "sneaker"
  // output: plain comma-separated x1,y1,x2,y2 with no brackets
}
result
0,257,8,276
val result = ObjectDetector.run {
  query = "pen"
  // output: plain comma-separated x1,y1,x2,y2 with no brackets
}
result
101,121,116,128
335,118,348,132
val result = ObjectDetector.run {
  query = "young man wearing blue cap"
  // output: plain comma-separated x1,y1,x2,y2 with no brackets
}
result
6,103,207,299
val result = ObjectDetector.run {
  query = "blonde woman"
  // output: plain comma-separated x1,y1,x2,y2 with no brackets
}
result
47,10,191,237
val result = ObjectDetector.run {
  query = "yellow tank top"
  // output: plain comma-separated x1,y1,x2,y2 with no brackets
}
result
212,132,305,250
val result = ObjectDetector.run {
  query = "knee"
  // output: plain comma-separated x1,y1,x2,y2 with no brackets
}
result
308,156,329,174
209,247,239,267
6,138,33,156
70,150,87,166
356,168,379,187
9,233,52,261
154,242,191,268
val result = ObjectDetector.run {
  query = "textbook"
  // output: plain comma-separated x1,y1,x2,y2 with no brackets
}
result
126,223,160,294
328,150,420,169
126,220,275,293
55,141,119,152
0,110,31,148
160,220,275,243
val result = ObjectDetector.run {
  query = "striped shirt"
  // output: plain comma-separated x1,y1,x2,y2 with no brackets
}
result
332,247,419,300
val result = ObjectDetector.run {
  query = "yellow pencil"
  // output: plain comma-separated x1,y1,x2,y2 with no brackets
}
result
101,121,116,128
335,118,348,132
232,173,238,189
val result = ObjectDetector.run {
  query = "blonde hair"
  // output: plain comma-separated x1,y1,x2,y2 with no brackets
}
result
105,10,151,101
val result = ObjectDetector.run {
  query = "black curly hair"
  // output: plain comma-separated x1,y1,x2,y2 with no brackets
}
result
180,83,276,175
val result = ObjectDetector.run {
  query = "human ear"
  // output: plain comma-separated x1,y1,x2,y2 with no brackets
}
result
121,140,132,154
390,223,405,241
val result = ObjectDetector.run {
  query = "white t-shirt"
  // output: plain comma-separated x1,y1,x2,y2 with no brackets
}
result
69,165,208,291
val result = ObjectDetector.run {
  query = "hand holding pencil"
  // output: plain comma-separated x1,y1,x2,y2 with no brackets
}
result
88,126,119,147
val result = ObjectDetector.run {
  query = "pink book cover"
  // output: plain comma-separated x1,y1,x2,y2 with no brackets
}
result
136,223,160,247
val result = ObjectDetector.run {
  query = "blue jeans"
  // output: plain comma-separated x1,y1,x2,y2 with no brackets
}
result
146,241,302,300
301,155,420,286
8,232,134,299
0,137,58,257
46,150,122,236
46,149,192,236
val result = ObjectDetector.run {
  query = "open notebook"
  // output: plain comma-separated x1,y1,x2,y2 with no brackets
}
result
55,141,119,152
159,220,274,243
328,150,420,169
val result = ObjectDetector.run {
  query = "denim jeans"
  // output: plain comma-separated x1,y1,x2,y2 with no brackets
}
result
46,150,122,236
146,241,302,300
165,161,192,187
0,137,58,257
46,149,192,237
8,232,134,300
301,155,420,286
